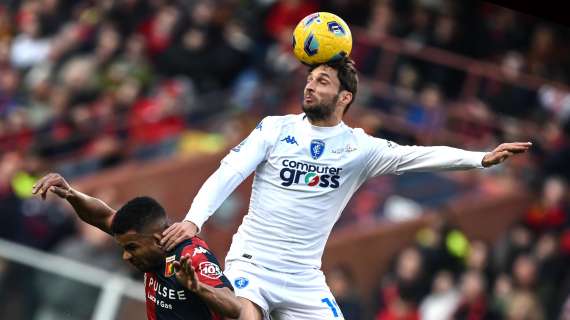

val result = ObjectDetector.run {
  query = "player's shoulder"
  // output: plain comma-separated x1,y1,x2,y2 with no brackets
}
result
259,113,302,128
176,236,212,258
254,114,303,143
348,126,373,138
344,126,375,143
347,127,397,150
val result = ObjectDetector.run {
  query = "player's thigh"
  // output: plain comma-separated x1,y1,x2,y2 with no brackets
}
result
270,295,344,320
225,261,271,319
238,297,264,320
271,272,345,320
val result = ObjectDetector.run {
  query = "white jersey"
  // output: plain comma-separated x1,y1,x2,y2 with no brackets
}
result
185,114,486,273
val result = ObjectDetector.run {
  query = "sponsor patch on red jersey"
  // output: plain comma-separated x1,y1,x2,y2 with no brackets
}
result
199,261,222,279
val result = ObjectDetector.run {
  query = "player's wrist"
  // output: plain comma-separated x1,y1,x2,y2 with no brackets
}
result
66,187,80,200
481,153,492,167
182,220,199,233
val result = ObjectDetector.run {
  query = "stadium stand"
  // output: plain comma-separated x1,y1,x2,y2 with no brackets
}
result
1,0,569,319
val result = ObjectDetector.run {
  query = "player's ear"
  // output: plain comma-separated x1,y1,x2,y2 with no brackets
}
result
153,233,162,245
340,90,352,106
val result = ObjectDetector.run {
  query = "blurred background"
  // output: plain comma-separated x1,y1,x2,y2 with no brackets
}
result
0,0,569,319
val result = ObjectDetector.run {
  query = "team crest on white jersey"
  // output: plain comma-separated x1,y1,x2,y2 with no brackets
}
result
310,139,325,159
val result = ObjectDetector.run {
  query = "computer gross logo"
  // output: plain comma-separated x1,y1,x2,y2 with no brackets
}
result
279,159,342,188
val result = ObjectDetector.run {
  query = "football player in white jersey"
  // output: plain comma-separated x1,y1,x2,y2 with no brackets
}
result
161,57,531,319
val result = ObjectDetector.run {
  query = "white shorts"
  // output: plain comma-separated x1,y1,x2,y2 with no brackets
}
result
224,260,344,319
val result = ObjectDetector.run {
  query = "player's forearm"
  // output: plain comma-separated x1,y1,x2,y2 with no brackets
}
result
184,163,246,231
67,188,116,234
395,145,487,173
195,286,241,318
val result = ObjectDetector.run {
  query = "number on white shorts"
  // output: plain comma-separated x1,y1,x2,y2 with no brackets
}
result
321,297,339,317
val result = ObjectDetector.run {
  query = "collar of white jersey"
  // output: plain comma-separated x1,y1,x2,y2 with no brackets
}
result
301,114,346,136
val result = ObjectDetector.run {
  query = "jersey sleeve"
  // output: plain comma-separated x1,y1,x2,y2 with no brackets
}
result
181,241,232,289
220,116,279,177
184,117,280,230
184,163,246,231
363,135,487,178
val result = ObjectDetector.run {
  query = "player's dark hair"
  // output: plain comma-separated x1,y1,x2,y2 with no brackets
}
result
310,57,359,113
111,196,167,235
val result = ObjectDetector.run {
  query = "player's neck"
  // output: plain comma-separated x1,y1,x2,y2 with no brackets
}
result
307,115,342,127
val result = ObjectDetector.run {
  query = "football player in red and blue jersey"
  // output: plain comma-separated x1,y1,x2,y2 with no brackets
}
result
32,173,241,320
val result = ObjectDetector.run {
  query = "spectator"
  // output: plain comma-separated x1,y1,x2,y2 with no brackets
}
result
406,84,445,144
327,265,363,320
479,51,537,118
533,232,565,319
527,25,556,78
403,3,433,45
505,291,544,320
525,176,568,233
493,223,533,274
138,4,180,58
351,0,398,77
490,273,514,317
452,270,500,320
375,247,425,320
10,7,51,69
419,270,460,320
264,0,318,42
507,254,545,319
466,240,493,284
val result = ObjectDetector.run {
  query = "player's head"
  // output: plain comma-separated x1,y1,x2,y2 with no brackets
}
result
303,57,358,122
111,196,168,272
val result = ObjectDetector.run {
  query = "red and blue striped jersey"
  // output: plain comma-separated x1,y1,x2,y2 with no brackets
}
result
144,237,232,320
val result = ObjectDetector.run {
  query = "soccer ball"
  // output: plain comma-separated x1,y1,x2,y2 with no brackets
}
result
292,12,352,66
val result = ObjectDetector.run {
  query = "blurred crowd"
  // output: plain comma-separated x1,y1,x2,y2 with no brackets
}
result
329,176,570,319
0,0,569,319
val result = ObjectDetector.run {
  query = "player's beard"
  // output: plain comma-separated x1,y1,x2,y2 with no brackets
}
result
302,93,339,122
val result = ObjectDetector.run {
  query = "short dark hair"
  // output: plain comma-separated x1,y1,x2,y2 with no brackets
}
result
111,196,167,235
309,57,359,113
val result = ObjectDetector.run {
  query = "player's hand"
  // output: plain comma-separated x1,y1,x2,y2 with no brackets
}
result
481,142,532,167
161,221,198,251
174,254,202,293
32,173,72,200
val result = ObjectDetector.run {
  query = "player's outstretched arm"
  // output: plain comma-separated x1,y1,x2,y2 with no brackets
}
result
174,254,241,319
481,142,532,167
32,173,116,234
369,139,533,176
161,163,247,250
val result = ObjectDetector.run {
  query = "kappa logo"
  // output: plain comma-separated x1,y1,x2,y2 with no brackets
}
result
193,246,209,257
281,135,299,145
310,139,325,159
199,261,222,279
234,277,249,289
